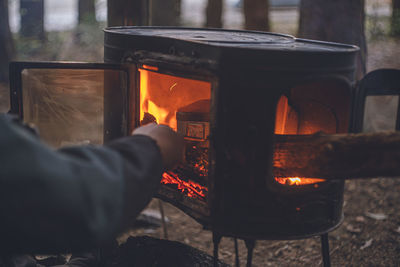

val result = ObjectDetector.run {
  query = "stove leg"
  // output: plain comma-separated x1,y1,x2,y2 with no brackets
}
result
158,199,168,239
213,232,222,267
234,238,240,267
244,239,255,267
320,233,331,267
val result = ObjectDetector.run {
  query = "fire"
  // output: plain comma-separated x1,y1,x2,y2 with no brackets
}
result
275,177,326,186
148,100,169,124
161,171,207,199
138,67,211,130
274,95,326,186
138,67,211,197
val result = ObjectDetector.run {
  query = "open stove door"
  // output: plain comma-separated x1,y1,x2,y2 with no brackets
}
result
353,69,400,133
9,61,130,148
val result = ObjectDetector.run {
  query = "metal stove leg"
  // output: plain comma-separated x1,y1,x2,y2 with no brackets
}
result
213,232,222,267
244,239,256,267
234,238,240,267
158,199,168,239
320,233,331,267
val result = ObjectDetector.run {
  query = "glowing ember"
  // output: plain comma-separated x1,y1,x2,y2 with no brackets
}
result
161,171,207,199
275,177,326,186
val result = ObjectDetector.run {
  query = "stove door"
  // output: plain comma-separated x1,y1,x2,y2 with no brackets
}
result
353,69,400,133
9,61,130,147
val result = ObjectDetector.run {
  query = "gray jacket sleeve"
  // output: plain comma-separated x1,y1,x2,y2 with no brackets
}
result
0,115,163,253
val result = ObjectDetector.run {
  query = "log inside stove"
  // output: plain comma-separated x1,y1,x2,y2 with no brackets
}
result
273,131,400,180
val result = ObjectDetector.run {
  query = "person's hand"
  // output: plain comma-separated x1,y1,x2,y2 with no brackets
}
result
132,123,184,170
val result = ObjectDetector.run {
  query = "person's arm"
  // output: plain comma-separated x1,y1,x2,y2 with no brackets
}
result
0,116,173,253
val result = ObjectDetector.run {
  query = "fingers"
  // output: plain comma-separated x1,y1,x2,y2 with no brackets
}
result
131,123,158,136
131,124,184,170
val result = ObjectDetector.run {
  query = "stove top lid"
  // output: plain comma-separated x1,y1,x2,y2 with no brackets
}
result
104,27,358,52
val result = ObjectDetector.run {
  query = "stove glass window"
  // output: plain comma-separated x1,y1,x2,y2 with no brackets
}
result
21,68,127,147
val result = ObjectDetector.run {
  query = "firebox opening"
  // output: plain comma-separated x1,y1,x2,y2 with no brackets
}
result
274,94,326,186
138,67,211,200
274,81,351,186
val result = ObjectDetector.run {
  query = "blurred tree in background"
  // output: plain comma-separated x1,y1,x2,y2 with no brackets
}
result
0,0,14,82
79,0,97,24
206,0,223,27
20,0,45,40
151,0,181,26
108,0,149,26
76,0,98,45
392,0,400,36
108,0,181,27
298,0,367,80
244,0,270,31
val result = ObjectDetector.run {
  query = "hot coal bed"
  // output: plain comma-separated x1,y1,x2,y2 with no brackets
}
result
103,27,358,266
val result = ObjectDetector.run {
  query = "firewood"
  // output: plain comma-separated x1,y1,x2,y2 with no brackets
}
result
274,131,400,179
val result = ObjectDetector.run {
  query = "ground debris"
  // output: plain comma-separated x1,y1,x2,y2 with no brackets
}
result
346,224,362,233
360,239,373,250
274,244,289,256
133,209,169,229
365,212,388,220
355,216,366,222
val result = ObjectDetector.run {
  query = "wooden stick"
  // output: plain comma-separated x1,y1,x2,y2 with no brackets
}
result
274,131,400,179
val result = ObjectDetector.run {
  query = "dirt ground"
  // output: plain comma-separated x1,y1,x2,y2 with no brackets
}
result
1,9,400,266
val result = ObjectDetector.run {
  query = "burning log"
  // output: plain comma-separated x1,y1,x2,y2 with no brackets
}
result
161,171,207,199
274,131,400,179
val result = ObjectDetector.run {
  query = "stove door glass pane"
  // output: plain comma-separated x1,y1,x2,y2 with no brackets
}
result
10,62,128,148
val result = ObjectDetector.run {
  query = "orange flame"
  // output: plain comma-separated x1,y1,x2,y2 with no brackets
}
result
161,171,207,199
139,67,211,196
139,67,211,130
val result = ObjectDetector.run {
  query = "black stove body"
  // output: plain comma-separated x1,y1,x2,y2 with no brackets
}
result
102,27,357,240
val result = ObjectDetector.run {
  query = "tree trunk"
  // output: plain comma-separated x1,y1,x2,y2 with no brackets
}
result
107,0,149,27
392,0,400,36
151,0,181,26
205,0,223,28
20,0,45,40
78,0,97,24
298,0,367,80
0,0,14,82
243,0,270,31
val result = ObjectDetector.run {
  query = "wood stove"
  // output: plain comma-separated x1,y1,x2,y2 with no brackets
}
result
105,27,356,243
8,27,400,266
